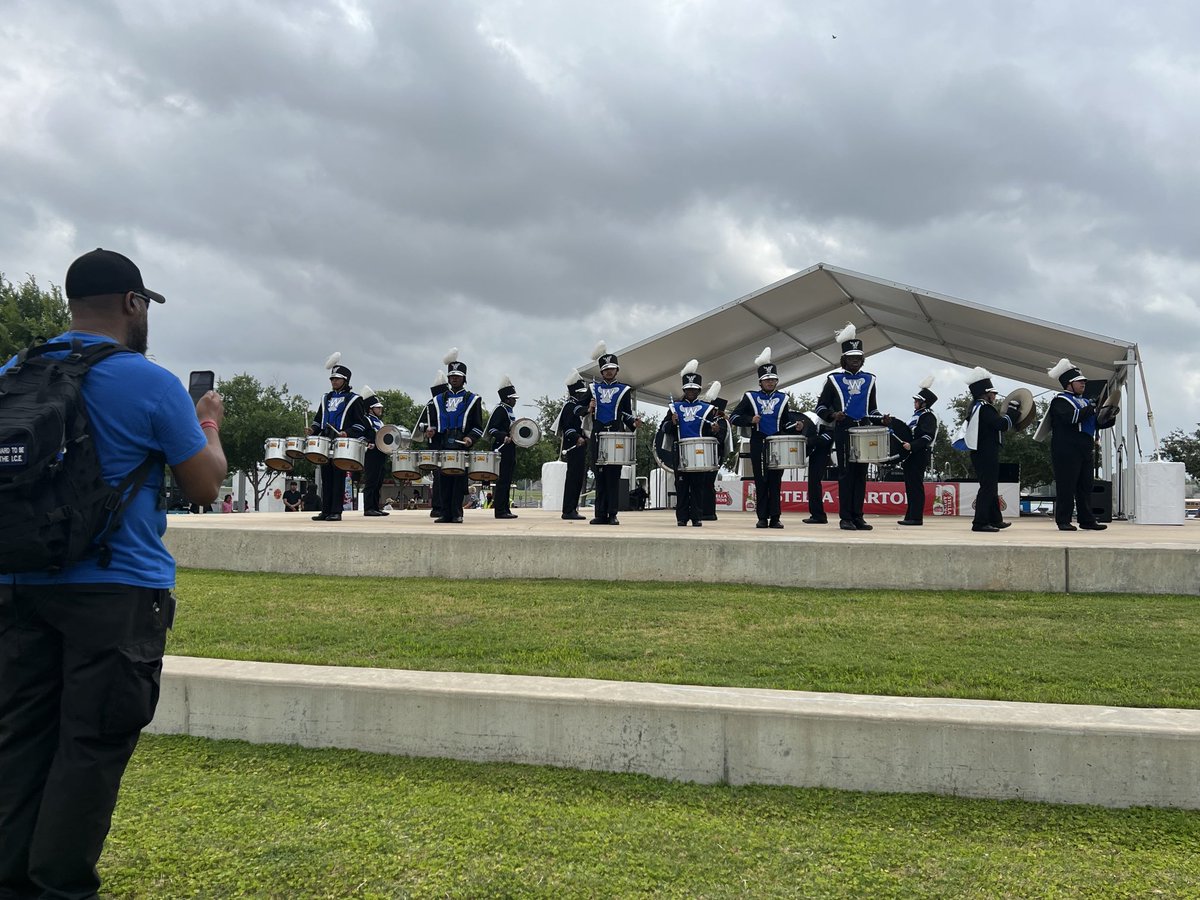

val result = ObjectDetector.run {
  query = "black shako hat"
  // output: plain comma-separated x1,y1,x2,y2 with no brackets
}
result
680,359,702,391
1048,358,1086,389
65,248,166,303
912,375,938,406
324,352,351,383
497,375,518,403
966,366,995,400
835,322,863,357
443,348,467,379
754,347,778,382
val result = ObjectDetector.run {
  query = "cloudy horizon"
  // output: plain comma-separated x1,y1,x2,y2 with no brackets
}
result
3,0,1198,446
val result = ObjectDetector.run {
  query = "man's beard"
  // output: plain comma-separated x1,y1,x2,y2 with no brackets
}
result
127,316,148,355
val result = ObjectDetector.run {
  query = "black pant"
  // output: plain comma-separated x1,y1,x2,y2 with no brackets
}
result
838,462,868,523
674,471,703,524
593,464,621,521
701,470,718,518
429,470,444,517
970,451,1004,527
807,451,830,520
750,442,783,523
0,583,170,899
440,473,467,519
1052,443,1097,527
494,445,516,516
319,462,345,515
362,448,386,513
901,450,930,523
562,445,587,515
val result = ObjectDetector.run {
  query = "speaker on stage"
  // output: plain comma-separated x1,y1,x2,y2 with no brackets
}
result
1091,479,1113,523
617,477,632,511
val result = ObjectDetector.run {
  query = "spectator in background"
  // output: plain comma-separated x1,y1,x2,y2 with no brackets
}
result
283,481,302,512
221,494,233,513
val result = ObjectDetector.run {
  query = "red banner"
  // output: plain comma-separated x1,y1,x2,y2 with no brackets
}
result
744,481,962,516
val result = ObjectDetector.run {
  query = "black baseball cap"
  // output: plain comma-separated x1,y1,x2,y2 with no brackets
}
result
65,248,166,303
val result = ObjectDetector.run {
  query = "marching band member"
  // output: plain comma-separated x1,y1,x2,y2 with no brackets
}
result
555,370,591,520
728,347,802,529
700,381,731,521
414,371,449,518
963,367,1019,533
1040,358,1116,531
663,361,720,527
893,376,939,526
817,323,887,531
309,353,369,522
360,387,388,516
588,341,640,525
485,375,520,519
798,411,834,524
424,349,483,523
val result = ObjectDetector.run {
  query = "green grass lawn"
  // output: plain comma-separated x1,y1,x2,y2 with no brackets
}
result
102,734,1200,898
172,569,1200,708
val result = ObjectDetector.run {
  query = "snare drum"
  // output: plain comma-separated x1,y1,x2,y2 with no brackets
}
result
847,426,894,464
439,450,469,475
303,435,333,464
416,449,440,472
468,450,500,482
264,438,294,472
332,437,367,472
284,436,308,459
676,437,719,472
595,431,635,466
390,450,422,481
766,434,807,471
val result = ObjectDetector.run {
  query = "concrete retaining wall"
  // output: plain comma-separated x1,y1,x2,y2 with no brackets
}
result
149,656,1200,809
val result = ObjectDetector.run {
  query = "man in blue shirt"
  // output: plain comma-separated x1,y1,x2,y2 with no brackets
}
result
0,249,227,899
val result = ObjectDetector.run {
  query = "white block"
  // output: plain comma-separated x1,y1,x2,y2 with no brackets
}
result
540,460,566,510
1134,461,1186,525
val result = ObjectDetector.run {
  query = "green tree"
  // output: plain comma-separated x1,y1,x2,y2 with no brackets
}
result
217,374,314,509
1161,426,1200,481
1,273,70,359
372,388,423,436
934,393,1054,489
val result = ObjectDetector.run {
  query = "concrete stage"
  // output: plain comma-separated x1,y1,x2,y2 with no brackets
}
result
166,508,1200,595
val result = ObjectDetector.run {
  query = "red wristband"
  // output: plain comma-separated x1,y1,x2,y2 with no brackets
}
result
200,420,219,432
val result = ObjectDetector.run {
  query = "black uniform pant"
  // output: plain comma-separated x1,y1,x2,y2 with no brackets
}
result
674,471,703,524
0,583,170,900
838,461,868,523
594,464,621,521
319,462,346,515
429,470,443,517
969,451,1004,528
807,451,830,521
1052,443,1098,527
750,442,783,523
562,445,587,515
902,450,930,523
701,470,718,519
440,473,467,520
494,446,516,516
362,448,386,512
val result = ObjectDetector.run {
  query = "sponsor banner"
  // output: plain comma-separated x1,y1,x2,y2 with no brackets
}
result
741,481,1015,517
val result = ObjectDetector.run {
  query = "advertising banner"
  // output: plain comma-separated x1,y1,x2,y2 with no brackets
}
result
740,481,1015,518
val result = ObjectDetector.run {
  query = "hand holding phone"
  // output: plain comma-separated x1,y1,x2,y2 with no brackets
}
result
188,370,215,405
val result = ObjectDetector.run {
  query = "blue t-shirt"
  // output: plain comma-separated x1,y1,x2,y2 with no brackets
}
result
1,331,208,588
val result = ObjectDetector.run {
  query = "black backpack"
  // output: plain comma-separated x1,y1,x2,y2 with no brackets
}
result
0,339,160,573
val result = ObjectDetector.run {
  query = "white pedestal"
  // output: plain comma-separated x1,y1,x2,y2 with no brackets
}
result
1134,461,1185,525
540,461,566,511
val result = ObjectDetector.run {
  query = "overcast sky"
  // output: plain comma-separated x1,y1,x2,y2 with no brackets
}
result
3,0,1198,447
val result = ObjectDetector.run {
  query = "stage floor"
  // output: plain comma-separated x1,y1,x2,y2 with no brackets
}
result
165,509,1200,595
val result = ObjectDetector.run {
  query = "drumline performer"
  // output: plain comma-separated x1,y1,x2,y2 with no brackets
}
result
309,352,369,522
660,361,720,527
360,387,389,516
798,411,834,525
891,375,939,526
424,349,483,524
728,347,802,529
699,381,731,521
1036,358,1117,531
588,341,641,526
414,371,449,518
555,370,591,520
485,375,520,520
816,323,888,531
962,367,1019,533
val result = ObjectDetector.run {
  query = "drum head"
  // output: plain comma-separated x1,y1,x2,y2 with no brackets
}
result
511,418,542,448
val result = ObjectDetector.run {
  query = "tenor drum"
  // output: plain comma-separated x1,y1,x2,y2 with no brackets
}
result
264,438,293,472
467,450,500,482
766,434,807,472
847,426,893,464
595,431,635,466
390,450,421,481
416,449,441,472
303,435,333,464
284,436,308,459
677,437,720,472
439,450,469,475
332,437,367,472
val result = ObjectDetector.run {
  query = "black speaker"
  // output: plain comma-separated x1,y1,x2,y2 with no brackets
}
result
1091,479,1113,523
617,477,632,511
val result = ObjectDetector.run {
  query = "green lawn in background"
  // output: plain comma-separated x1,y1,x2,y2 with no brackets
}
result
101,734,1200,898
172,569,1200,708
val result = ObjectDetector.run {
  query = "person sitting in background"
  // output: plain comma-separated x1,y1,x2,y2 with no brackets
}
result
221,494,233,513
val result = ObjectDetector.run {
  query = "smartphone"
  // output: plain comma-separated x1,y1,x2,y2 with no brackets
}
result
188,370,215,404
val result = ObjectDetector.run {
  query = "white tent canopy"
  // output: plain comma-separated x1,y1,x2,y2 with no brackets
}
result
580,263,1137,405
